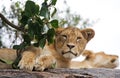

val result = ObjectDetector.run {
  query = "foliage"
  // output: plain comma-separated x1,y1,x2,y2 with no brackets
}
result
15,0,58,49
0,0,58,68
53,1,92,29
1,0,58,49
0,58,13,65
0,0,93,68
0,0,92,48
0,1,23,48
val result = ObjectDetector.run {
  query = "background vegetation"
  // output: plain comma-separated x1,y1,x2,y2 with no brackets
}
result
0,0,92,49
0,0,94,68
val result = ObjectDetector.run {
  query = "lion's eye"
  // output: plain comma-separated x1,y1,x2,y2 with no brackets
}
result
111,59,116,63
62,35,67,40
77,37,82,42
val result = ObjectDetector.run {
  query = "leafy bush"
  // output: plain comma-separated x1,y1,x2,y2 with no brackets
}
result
13,0,58,50
0,0,58,68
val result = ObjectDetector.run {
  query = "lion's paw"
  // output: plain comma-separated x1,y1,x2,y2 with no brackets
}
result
34,55,56,71
18,52,35,71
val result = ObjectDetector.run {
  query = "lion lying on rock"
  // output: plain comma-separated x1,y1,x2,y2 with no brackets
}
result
18,27,95,71
0,27,95,71
0,27,119,71
70,50,119,69
0,49,118,70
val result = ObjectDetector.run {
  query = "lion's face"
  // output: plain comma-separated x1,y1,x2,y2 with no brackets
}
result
55,27,95,59
83,50,119,68
93,52,119,68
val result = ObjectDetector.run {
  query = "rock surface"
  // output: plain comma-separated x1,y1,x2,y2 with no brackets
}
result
0,68,120,78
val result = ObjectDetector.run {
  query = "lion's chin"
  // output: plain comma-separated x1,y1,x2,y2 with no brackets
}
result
62,52,77,59
63,53,76,59
62,51,77,56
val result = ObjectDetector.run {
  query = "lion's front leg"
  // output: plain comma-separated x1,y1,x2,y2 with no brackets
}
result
34,55,56,71
18,51,36,71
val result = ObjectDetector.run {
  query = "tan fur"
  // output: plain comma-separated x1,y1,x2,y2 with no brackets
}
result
0,48,16,68
70,50,119,69
18,27,95,71
0,27,95,71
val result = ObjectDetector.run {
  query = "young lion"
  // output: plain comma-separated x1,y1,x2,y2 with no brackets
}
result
70,50,119,69
0,27,95,71
0,49,119,69
18,27,95,71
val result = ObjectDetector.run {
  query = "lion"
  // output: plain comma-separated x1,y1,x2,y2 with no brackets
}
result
18,27,95,71
1,27,119,70
70,50,119,69
0,49,119,70
0,27,95,71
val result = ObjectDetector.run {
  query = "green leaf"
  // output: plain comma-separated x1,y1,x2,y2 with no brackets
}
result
51,0,57,5
23,34,31,45
47,28,55,37
27,20,34,38
50,20,58,28
47,28,55,44
13,45,20,50
36,17,43,26
15,1,20,7
0,59,13,65
24,1,39,17
45,0,48,2
51,62,56,68
35,4,40,14
40,2,50,19
13,42,27,50
20,11,29,26
33,42,39,47
28,20,42,36
39,38,46,48
20,42,27,49
51,7,57,17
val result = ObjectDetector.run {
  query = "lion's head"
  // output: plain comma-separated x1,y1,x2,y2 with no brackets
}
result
54,27,95,59
83,50,119,68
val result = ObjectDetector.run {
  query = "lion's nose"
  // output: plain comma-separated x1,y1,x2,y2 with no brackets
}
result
67,44,75,49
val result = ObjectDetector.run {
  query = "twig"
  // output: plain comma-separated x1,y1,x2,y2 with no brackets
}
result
0,13,24,32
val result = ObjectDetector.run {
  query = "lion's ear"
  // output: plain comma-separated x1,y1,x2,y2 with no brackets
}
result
82,50,93,57
55,27,64,36
82,50,93,60
81,28,95,42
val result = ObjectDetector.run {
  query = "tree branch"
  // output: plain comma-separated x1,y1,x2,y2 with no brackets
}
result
0,13,24,32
